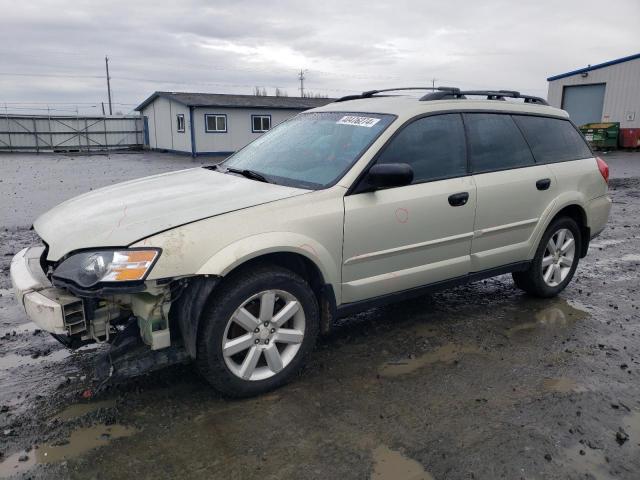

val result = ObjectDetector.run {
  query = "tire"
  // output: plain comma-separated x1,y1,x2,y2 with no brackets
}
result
195,264,319,397
512,217,582,298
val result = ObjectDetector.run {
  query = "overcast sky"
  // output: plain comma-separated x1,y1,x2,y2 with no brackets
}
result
1,0,638,115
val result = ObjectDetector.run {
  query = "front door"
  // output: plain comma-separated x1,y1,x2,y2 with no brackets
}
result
342,113,477,303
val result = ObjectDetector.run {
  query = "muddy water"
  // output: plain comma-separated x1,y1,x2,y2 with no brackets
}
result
0,424,137,477
542,377,588,394
371,445,434,480
503,298,587,337
54,399,116,421
379,343,483,377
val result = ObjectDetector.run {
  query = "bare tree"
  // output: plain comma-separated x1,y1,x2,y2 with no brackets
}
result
275,87,289,97
302,91,328,99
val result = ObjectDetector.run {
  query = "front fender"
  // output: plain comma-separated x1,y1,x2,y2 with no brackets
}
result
196,232,341,300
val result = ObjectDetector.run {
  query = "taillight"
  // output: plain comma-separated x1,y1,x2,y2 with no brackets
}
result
596,157,609,185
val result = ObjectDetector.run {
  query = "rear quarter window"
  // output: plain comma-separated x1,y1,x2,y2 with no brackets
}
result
464,113,535,173
512,115,593,163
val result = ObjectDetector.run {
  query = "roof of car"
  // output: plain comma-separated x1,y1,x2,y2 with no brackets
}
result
310,95,568,120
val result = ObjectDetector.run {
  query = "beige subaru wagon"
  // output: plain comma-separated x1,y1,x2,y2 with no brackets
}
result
11,87,611,396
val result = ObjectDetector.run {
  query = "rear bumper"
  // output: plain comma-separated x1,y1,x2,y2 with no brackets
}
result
10,247,84,336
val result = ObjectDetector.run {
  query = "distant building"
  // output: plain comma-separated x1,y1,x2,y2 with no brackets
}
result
547,53,640,146
135,92,333,156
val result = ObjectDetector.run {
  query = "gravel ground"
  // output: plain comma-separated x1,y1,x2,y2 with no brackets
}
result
0,151,639,479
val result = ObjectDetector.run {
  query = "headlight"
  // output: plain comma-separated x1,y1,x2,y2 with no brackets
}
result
52,249,160,288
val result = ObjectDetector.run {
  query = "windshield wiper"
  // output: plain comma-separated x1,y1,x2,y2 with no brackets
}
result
225,167,270,183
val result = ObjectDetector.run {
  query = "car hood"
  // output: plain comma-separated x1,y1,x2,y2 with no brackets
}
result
35,167,309,260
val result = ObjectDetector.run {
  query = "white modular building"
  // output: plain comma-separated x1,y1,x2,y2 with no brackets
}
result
135,92,333,157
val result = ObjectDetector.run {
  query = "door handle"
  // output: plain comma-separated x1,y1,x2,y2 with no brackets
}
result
448,192,469,207
536,178,551,191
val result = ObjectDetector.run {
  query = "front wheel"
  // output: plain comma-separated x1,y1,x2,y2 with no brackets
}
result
195,265,319,397
513,217,581,298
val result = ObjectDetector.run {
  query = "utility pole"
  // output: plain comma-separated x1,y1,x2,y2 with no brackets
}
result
101,102,106,115
432,78,437,89
298,69,307,98
105,56,113,115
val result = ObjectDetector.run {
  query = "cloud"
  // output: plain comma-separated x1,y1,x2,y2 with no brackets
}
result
0,0,638,114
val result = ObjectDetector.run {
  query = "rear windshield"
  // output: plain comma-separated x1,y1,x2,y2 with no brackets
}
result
513,115,593,163
222,112,395,189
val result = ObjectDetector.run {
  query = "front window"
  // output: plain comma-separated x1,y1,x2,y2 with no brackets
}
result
252,115,271,133
205,114,227,133
222,112,395,189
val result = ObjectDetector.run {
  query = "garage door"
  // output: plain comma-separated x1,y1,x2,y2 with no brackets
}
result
561,83,606,127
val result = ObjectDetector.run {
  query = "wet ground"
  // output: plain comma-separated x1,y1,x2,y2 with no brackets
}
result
1,151,639,479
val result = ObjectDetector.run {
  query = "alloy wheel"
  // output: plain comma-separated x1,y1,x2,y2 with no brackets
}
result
541,228,575,287
222,290,306,381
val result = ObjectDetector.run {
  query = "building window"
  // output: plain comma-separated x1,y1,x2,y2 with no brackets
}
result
252,115,271,133
205,114,227,133
176,114,185,133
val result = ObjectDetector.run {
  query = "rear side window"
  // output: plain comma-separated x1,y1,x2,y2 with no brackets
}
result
376,113,467,183
513,115,592,163
464,113,535,173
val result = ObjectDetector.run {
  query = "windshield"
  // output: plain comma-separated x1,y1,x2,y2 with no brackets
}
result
221,112,395,189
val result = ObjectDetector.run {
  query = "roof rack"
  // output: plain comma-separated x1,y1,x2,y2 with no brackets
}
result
420,88,549,105
334,86,549,105
334,87,439,102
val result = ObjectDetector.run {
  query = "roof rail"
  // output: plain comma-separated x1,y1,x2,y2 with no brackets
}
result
420,88,548,105
334,86,548,105
334,87,439,103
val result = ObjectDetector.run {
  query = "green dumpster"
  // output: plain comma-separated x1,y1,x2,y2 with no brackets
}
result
579,122,619,150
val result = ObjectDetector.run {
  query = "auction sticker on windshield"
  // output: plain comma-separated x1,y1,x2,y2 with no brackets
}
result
337,115,381,128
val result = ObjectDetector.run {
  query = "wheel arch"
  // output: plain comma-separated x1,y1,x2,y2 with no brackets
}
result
548,204,590,257
173,235,340,358
533,199,590,259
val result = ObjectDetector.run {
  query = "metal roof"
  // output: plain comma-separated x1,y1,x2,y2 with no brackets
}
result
135,91,334,111
547,52,640,81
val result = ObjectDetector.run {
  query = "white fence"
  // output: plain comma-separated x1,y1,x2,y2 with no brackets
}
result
0,114,144,152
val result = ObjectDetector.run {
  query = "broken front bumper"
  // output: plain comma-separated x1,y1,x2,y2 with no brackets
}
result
10,247,86,336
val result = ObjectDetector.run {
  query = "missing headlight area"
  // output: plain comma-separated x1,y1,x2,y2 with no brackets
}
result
11,246,176,352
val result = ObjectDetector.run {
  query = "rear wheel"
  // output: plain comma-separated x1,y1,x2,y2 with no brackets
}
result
513,217,581,298
196,265,319,397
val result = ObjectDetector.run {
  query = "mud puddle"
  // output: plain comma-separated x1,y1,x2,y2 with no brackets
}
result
503,299,587,337
371,445,434,480
563,445,616,480
561,410,640,480
542,377,588,394
54,399,116,421
0,423,137,477
379,343,483,377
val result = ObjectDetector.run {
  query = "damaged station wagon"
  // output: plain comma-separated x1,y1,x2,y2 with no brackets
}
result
11,87,611,397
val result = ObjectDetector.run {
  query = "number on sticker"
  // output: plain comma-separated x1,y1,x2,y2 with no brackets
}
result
337,116,381,128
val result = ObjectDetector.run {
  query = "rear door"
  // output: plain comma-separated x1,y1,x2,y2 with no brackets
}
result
465,113,557,272
342,113,477,303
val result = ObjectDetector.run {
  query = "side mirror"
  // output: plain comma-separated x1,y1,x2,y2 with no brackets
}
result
365,163,414,190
